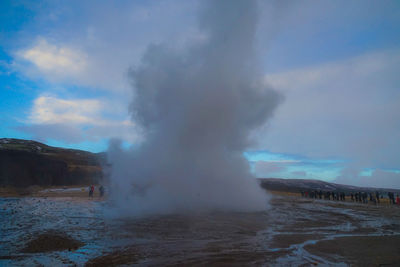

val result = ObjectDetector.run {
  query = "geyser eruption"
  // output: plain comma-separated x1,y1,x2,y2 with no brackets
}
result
107,0,282,215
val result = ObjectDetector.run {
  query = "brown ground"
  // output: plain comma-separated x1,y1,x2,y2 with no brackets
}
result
85,247,144,267
2,190,400,266
0,185,102,198
271,234,324,249
21,231,84,253
305,235,400,266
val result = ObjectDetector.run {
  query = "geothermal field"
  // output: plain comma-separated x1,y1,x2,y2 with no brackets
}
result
2,0,399,266
1,192,400,266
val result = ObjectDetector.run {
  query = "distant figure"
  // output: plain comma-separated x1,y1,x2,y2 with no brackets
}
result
89,185,94,198
375,191,380,204
389,192,395,204
99,185,105,197
363,192,368,203
350,193,354,201
369,193,376,205
396,194,400,205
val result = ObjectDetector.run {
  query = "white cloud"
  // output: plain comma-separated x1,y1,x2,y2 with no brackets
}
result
254,161,287,177
265,50,400,92
14,37,131,93
30,95,102,125
11,1,198,93
335,168,400,190
260,49,400,169
21,95,141,144
17,39,88,81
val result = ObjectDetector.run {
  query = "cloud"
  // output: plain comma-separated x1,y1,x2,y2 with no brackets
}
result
18,124,84,144
18,39,87,78
254,161,287,177
11,1,199,93
19,95,140,144
17,39,88,82
335,168,400,190
14,37,131,92
29,95,102,125
261,49,400,169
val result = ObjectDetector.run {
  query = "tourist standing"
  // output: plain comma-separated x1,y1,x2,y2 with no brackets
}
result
89,185,94,198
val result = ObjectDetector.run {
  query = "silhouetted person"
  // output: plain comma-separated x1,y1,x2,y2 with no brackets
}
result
89,185,94,198
375,191,380,204
99,185,105,197
350,193,354,201
396,194,400,205
369,193,377,204
389,192,395,204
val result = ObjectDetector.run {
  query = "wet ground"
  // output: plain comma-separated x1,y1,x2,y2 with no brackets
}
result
1,195,400,266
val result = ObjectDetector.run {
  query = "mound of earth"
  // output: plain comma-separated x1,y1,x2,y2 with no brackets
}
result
21,231,84,253
85,247,145,267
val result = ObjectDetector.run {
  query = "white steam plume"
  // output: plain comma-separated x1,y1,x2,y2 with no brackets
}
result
107,0,283,216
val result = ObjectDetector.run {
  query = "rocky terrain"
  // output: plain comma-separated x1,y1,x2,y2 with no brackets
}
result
0,138,106,187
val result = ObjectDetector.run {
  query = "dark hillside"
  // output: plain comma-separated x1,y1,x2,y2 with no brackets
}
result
0,138,106,187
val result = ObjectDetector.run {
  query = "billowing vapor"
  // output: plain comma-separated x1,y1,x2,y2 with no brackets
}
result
107,0,283,216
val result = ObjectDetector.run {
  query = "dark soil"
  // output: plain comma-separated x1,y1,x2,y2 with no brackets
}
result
271,234,324,249
85,248,143,267
304,235,400,266
21,231,84,253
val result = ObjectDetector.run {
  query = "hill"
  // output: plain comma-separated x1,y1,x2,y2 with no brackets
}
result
259,178,400,194
0,138,106,187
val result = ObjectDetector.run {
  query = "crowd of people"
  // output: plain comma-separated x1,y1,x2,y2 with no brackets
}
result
300,190,400,205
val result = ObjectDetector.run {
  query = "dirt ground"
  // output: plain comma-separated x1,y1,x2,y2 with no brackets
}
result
1,191,400,266
305,235,400,266
21,231,84,253
0,185,101,198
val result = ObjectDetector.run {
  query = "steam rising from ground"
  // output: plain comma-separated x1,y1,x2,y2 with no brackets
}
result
107,0,282,216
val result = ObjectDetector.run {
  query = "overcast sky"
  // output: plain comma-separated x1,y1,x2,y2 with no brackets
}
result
1,0,399,188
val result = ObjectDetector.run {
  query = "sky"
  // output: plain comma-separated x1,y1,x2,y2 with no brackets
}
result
0,0,399,188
